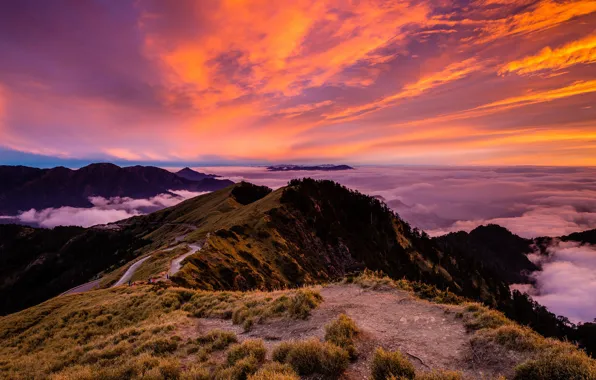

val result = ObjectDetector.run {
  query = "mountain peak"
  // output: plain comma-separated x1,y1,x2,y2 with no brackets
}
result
175,167,219,181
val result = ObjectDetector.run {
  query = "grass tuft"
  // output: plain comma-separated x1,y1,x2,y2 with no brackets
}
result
324,314,359,359
371,347,416,380
514,350,596,380
247,362,299,380
272,338,349,378
227,339,267,365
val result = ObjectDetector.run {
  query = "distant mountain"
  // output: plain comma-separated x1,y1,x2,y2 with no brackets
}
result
433,224,538,284
267,164,354,171
0,163,233,214
175,167,220,181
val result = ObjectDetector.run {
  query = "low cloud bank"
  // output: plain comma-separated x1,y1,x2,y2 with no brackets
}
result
11,190,208,228
512,241,596,323
201,165,596,238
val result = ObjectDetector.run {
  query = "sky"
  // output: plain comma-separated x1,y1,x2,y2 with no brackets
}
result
0,0,595,166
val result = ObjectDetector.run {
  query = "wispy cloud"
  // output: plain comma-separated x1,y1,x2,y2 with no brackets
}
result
500,34,596,75
11,190,208,228
0,1,595,165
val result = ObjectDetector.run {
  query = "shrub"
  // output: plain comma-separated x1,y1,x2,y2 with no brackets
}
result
416,370,463,380
325,314,359,359
136,337,179,355
181,364,211,380
371,347,416,380
272,338,349,378
216,356,259,380
272,342,293,363
248,362,299,380
483,325,541,351
514,351,596,380
197,329,237,350
288,289,323,319
464,307,510,330
227,339,267,365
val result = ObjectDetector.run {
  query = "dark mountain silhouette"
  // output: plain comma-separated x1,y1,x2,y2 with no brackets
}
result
562,228,596,245
433,224,538,284
0,163,233,214
175,167,220,181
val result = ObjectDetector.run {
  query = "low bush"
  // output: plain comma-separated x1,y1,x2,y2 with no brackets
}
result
272,338,349,378
247,362,299,380
463,305,511,330
196,329,237,350
473,324,542,351
371,347,416,380
514,351,596,380
216,356,259,380
324,314,359,359
227,339,267,365
288,289,323,319
416,370,463,380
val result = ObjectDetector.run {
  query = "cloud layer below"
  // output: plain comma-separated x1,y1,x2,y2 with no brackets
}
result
202,165,596,238
11,190,207,228
513,241,596,323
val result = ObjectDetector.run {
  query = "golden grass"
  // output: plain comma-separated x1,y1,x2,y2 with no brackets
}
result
324,314,359,359
0,284,322,379
350,269,463,305
272,338,350,378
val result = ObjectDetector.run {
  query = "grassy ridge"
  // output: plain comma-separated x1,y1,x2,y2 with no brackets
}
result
0,284,322,379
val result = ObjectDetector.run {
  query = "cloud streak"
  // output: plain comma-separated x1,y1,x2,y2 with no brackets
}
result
11,190,208,228
0,0,595,165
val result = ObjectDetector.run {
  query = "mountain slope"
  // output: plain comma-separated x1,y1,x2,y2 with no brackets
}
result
0,224,150,315
0,163,233,214
433,224,537,284
0,179,590,352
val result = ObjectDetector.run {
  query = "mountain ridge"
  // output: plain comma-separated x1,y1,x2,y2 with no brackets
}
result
0,163,233,214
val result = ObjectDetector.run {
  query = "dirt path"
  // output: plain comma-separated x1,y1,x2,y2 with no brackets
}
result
111,256,151,287
169,243,202,275
186,284,514,379
59,279,101,296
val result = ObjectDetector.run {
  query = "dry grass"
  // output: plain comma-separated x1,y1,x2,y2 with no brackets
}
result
371,347,416,380
324,314,359,359
460,302,596,379
0,284,322,379
350,269,463,305
184,288,322,331
513,350,596,379
247,362,299,380
272,338,349,378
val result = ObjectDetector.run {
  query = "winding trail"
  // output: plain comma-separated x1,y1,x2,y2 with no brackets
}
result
169,243,201,275
60,279,101,296
112,256,152,287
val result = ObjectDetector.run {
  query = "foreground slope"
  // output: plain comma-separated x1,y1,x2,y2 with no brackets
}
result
1,272,594,379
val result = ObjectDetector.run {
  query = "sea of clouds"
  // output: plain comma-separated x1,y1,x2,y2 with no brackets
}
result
4,190,208,228
202,165,596,238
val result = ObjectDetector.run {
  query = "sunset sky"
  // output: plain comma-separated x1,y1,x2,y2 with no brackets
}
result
1,0,595,166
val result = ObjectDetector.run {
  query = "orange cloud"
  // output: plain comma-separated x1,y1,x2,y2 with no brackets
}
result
324,59,480,120
474,0,596,44
500,35,596,75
